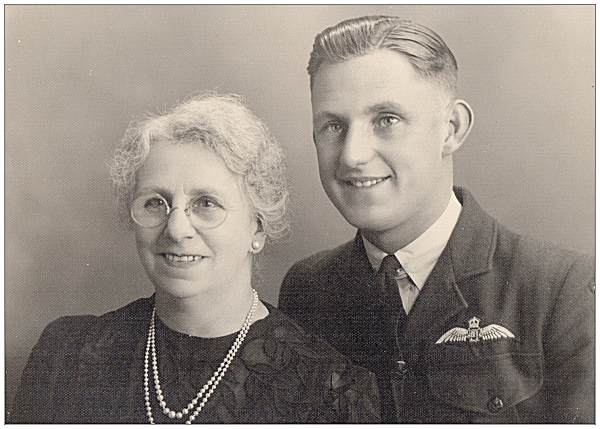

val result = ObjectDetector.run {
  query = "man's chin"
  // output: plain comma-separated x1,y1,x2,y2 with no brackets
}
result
337,208,394,233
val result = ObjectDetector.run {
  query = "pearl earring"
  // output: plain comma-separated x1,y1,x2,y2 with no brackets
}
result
251,241,262,253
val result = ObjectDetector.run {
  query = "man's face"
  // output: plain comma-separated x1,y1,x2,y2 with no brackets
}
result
311,49,453,239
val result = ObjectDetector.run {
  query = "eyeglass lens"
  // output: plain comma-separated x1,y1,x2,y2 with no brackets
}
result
130,193,227,229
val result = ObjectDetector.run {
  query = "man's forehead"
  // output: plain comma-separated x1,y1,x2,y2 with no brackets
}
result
312,51,430,89
310,52,450,115
312,49,416,80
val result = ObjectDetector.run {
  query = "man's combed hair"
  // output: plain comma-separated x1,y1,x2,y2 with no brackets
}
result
109,92,289,241
307,15,458,95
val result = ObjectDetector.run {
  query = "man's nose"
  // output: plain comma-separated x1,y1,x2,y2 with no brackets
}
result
339,125,374,167
163,207,195,242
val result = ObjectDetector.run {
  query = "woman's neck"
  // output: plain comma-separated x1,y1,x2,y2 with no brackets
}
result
154,286,268,338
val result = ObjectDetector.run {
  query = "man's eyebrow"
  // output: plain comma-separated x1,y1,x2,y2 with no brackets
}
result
366,102,406,114
312,111,340,123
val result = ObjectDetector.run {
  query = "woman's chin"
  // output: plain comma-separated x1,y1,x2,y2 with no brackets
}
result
152,278,210,300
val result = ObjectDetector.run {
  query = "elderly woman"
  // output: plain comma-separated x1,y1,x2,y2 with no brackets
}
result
10,93,380,423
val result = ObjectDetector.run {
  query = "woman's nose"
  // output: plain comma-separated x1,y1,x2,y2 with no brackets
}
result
163,206,195,242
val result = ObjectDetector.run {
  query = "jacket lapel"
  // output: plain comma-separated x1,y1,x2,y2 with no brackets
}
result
403,187,498,355
328,234,382,365
334,232,375,297
448,187,497,284
403,245,467,353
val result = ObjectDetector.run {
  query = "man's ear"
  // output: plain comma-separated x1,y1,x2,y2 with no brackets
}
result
442,99,474,157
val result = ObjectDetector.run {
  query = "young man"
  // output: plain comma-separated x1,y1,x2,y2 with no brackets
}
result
279,16,594,423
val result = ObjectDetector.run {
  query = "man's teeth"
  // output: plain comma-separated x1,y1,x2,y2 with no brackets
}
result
348,178,386,187
164,254,203,262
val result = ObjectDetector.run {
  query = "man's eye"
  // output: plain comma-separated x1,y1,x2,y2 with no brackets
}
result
323,122,344,134
376,115,400,128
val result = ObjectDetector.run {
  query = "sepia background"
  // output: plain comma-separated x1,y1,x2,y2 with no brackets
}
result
5,5,594,406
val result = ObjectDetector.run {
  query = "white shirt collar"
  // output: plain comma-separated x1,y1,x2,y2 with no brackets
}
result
363,191,462,290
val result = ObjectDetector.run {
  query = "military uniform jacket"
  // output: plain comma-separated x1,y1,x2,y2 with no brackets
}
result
279,187,594,423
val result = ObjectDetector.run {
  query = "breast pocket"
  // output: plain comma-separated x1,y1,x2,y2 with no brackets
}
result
426,353,542,423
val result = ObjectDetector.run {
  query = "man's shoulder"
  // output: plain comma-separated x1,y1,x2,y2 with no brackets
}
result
268,305,355,361
265,305,377,383
454,187,593,285
494,221,593,285
252,306,380,421
286,239,356,279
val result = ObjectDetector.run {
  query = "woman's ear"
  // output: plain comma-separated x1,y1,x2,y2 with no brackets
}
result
442,99,474,157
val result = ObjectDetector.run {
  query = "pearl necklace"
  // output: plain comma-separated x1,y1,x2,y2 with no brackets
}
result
143,289,258,424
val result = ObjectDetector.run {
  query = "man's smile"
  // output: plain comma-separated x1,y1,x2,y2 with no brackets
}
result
340,176,390,188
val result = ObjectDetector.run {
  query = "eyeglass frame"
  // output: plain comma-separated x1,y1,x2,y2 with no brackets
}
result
130,192,229,229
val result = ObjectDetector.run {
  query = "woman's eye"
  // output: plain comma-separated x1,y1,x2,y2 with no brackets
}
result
191,196,221,210
376,115,400,128
144,197,166,211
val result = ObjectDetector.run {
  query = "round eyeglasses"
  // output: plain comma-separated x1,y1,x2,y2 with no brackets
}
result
130,193,228,229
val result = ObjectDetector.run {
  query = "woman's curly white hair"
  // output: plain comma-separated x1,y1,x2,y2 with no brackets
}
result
108,92,289,241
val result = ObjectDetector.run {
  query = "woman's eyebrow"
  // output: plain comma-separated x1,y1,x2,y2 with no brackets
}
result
135,186,222,196
186,186,222,196
135,186,171,196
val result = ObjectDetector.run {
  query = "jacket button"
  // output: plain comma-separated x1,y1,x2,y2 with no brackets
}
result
487,396,504,413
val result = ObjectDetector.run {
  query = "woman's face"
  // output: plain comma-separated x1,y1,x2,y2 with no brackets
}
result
133,141,262,300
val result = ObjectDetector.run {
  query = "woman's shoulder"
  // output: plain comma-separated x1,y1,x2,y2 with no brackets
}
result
37,296,153,354
10,297,154,423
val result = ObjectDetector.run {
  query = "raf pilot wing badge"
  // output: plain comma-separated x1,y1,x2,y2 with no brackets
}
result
436,316,515,344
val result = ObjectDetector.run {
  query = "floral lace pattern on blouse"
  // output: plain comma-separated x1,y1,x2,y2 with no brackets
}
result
148,304,380,423
10,298,380,423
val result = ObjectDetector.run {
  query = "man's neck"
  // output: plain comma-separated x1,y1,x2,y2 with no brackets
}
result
361,189,454,254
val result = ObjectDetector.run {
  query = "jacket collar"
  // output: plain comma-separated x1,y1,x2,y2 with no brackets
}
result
338,188,498,343
406,187,498,350
447,187,497,284
340,187,497,286
332,234,376,297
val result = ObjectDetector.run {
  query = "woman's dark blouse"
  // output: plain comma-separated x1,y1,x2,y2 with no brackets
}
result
9,297,380,423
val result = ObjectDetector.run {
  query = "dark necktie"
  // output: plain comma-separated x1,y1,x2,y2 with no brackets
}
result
373,254,409,422
375,254,408,348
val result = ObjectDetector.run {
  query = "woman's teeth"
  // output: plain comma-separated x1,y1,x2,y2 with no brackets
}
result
348,177,386,187
164,254,203,262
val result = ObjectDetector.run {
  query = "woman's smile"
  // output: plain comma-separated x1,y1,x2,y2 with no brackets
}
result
161,253,206,266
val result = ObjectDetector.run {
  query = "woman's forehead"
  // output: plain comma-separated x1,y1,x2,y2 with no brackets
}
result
135,141,242,196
